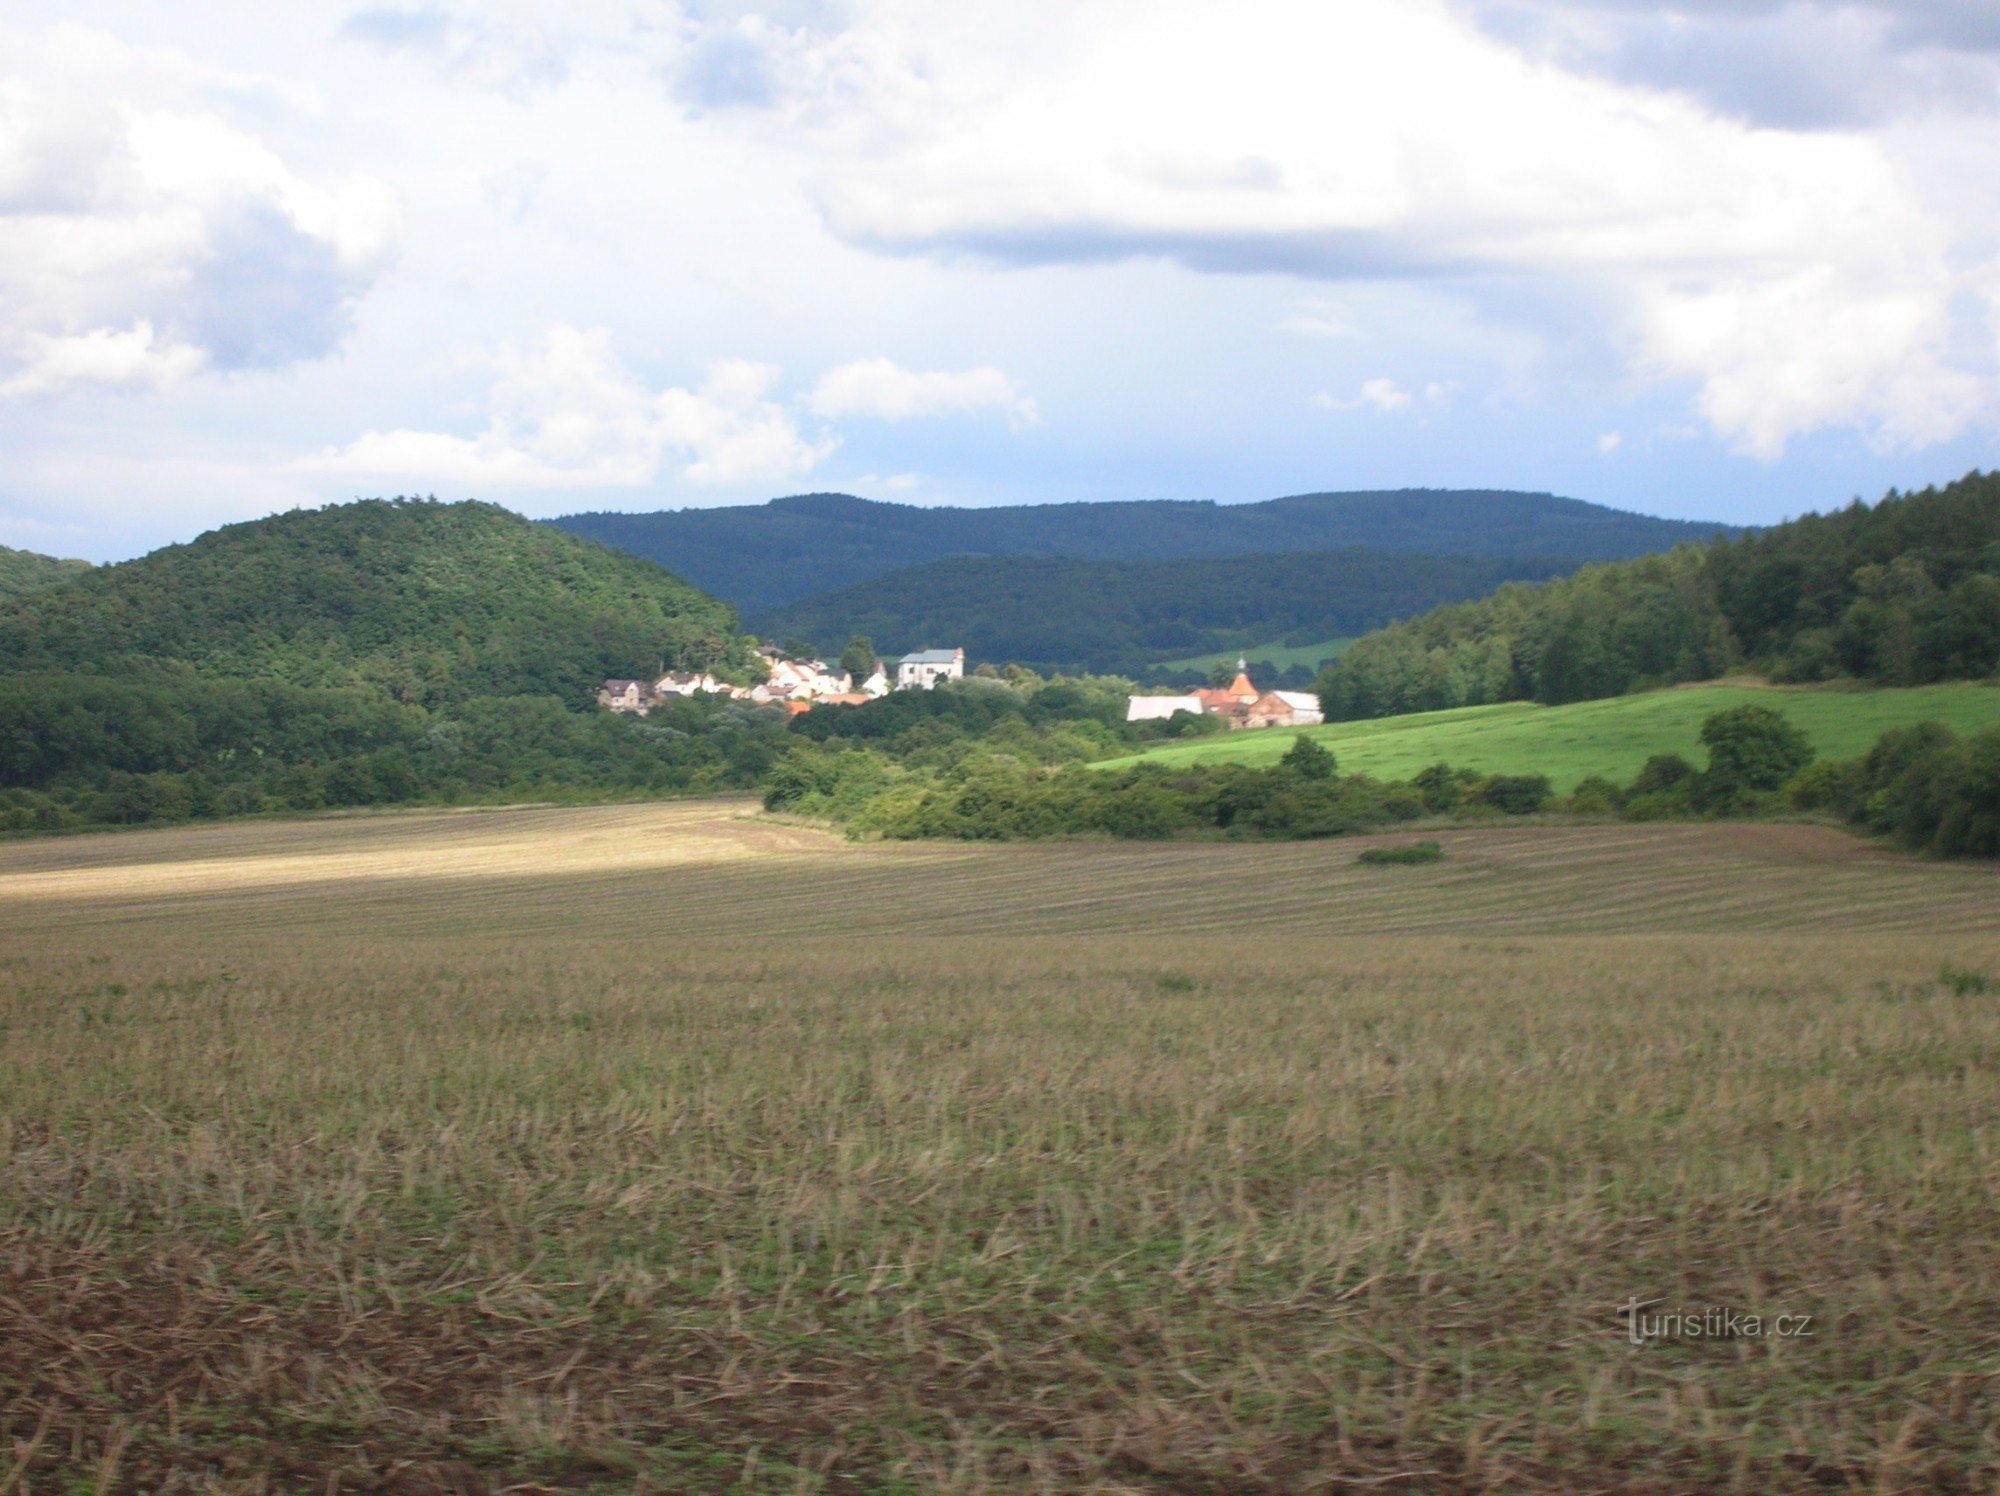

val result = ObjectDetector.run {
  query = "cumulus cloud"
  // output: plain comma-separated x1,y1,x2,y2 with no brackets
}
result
674,0,1999,458
0,25,395,400
1314,378,1416,414
0,322,205,398
1597,430,1623,455
805,357,1039,426
1280,298,1357,338
300,325,837,489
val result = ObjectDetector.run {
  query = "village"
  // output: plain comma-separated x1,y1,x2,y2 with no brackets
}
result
602,647,1323,730
598,645,967,715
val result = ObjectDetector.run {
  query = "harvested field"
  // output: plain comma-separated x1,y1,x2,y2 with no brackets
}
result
2,803,1998,1492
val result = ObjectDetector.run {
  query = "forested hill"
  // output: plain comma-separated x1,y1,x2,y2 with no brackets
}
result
751,548,1579,678
0,544,89,603
0,498,746,707
553,489,1733,613
1317,472,2000,720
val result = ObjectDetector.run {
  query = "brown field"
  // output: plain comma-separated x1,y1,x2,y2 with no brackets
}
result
2,802,1998,1492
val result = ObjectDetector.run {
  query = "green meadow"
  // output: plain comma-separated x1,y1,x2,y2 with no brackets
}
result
1151,635,1356,675
1101,680,2000,790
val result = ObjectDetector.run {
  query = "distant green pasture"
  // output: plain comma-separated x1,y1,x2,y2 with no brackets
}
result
1100,681,2000,792
1152,637,1356,675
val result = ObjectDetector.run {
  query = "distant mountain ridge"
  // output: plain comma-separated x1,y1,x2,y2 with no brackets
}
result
750,548,1582,679
553,489,1735,614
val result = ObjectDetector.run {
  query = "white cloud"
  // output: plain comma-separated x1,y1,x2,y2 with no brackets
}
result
856,471,924,491
683,0,2000,457
1597,430,1624,454
299,325,837,490
1279,298,1356,338
806,357,1040,426
0,321,206,397
1314,377,1415,414
0,24,396,399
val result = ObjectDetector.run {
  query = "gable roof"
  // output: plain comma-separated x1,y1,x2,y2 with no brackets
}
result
900,648,962,665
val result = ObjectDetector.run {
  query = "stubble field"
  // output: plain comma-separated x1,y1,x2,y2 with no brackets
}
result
3,801,1998,1493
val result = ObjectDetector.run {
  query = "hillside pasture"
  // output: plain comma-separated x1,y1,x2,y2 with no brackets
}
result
2,804,1998,1492
1100,680,2000,790
1151,635,1356,676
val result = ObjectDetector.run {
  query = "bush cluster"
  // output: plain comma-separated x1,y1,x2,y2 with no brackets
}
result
1785,721,2000,856
0,676,789,835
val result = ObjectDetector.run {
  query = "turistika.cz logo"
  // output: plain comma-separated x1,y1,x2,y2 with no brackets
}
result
1618,1298,1815,1346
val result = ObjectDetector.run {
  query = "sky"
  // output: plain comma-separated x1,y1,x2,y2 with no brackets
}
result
2,0,1998,562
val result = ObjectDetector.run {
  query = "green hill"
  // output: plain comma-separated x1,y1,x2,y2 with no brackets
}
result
0,498,745,707
1319,471,2000,721
554,489,1735,614
0,544,89,603
749,549,1576,677
1098,681,2000,793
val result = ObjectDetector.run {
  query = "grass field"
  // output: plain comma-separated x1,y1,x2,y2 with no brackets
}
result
1101,680,2000,790
4,802,2000,1492
1151,637,1355,675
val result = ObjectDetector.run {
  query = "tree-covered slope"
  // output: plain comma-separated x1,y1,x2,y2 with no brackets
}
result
750,548,1580,677
1316,472,2000,720
0,498,745,707
0,545,89,603
554,489,1734,613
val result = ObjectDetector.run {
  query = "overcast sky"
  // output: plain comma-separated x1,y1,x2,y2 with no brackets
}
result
3,0,1998,560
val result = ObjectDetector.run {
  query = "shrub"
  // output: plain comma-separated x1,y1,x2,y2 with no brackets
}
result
1698,704,1814,803
1566,775,1624,816
1473,773,1552,815
1281,736,1338,781
1358,840,1443,865
1787,758,1864,816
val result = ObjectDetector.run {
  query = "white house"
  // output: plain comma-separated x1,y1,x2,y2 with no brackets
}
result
1125,694,1203,722
859,664,890,697
804,661,853,697
654,670,721,697
1272,690,1325,726
897,647,965,690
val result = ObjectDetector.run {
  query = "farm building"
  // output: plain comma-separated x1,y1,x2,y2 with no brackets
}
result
1126,663,1322,730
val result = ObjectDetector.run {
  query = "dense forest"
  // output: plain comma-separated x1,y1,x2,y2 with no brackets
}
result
0,499,748,708
0,544,90,603
0,499,777,834
555,489,1733,613
1317,472,2000,720
749,548,1578,677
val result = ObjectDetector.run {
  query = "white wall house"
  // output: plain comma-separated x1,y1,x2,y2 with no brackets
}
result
1125,694,1203,722
1272,690,1325,726
897,647,965,690
654,671,721,697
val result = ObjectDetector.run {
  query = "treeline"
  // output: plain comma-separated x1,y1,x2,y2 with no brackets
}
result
765,699,1816,843
1317,472,2000,719
767,691,2000,858
750,549,1578,679
0,673,790,834
0,544,89,604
